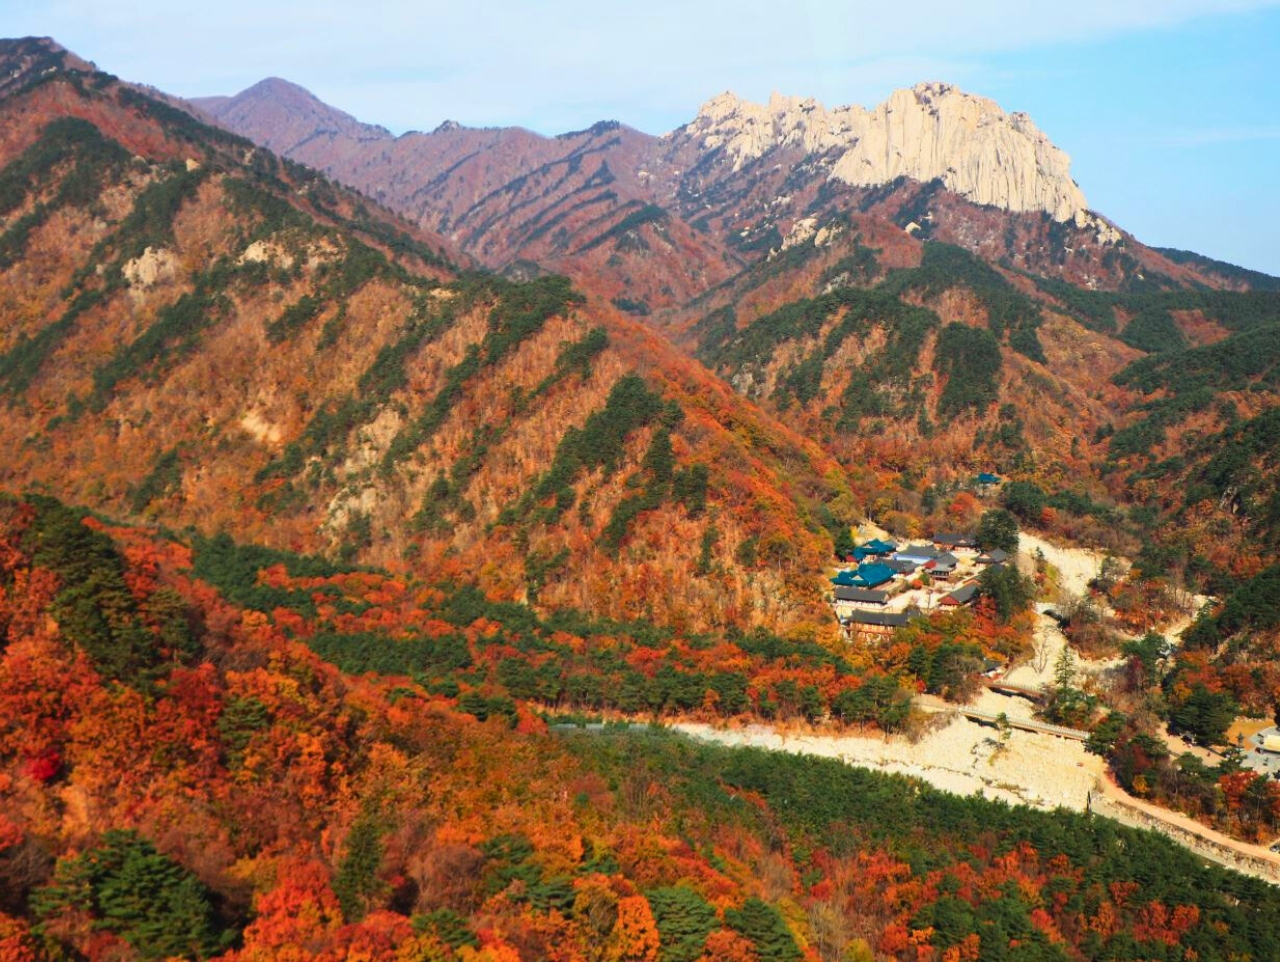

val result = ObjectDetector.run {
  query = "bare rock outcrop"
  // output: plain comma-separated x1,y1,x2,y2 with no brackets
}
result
123,245,180,289
684,82,1090,223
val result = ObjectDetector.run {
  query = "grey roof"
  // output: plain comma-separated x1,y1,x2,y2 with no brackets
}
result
944,583,979,605
932,552,959,570
895,544,940,559
977,548,1009,564
833,587,889,604
933,533,978,547
883,558,919,574
842,610,910,628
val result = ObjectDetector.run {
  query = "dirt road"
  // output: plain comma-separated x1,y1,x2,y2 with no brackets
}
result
1094,773,1280,882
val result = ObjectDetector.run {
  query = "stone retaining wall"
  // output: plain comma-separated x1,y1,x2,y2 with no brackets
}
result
1091,788,1280,885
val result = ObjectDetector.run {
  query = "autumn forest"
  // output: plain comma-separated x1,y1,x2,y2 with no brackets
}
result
3,34,1280,961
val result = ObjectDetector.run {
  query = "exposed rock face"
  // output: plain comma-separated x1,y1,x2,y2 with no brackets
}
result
123,245,179,290
687,91,859,166
684,83,1088,222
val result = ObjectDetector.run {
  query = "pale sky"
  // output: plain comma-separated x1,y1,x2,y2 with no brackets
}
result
4,0,1279,274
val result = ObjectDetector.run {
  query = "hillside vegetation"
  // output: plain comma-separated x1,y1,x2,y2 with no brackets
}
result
7,37,1280,962
0,43,865,637
4,494,1280,961
684,225,1280,588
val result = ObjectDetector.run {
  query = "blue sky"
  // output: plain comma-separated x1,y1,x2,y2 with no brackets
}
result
5,0,1279,273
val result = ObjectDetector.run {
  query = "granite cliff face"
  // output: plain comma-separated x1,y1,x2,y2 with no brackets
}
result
682,82,1088,222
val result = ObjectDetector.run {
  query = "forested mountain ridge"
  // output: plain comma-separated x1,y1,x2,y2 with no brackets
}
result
663,214,1280,585
6,35,1280,703
191,59,1280,583
5,31,1280,962
0,37,868,637
193,77,747,315
4,34,1280,662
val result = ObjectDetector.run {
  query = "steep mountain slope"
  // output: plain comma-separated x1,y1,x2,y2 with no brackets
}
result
687,229,1117,487
0,38,861,636
198,77,1242,299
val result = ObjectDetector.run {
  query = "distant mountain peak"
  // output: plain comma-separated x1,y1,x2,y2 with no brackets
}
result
194,76,391,152
246,76,311,94
685,83,1090,222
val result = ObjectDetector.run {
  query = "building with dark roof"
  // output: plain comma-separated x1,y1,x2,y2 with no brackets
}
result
833,586,889,605
940,582,979,606
929,552,959,577
839,607,919,641
894,544,940,562
883,557,919,575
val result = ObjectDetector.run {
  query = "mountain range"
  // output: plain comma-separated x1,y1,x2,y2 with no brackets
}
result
0,37,864,638
192,74,1246,314
5,32,1280,962
3,35,1279,611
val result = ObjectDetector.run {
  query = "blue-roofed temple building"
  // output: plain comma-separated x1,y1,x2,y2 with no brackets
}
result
852,538,898,561
831,561,896,589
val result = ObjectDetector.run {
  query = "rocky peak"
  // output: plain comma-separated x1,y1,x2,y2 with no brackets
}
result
682,82,1089,222
682,90,862,169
